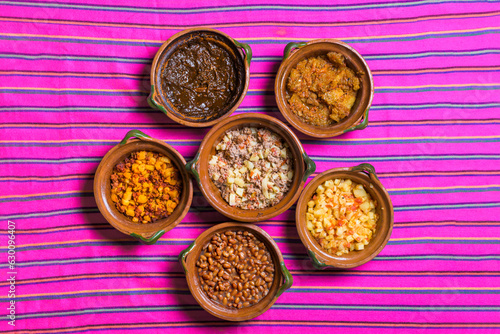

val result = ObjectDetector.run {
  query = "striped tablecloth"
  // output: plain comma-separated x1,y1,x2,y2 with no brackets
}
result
2,1,500,333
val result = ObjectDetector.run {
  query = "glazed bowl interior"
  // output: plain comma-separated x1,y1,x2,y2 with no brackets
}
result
275,40,374,138
197,114,306,222
183,223,285,321
94,139,192,238
154,29,247,125
296,168,393,268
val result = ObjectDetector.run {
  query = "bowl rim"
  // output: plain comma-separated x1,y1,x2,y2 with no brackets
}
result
274,39,374,138
148,27,251,128
295,163,394,269
93,130,194,244
186,112,316,222
179,222,293,321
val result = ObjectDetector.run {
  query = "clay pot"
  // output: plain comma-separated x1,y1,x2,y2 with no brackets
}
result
148,28,252,127
186,113,316,222
179,222,293,321
275,39,374,138
295,163,393,268
94,130,193,244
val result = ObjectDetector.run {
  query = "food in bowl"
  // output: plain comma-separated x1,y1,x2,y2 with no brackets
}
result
286,52,360,126
196,230,275,309
208,127,294,210
110,150,182,224
161,33,241,121
306,178,378,256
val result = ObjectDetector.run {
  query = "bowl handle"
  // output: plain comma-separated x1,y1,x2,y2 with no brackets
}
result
119,130,152,146
147,84,168,115
350,163,380,182
233,39,252,67
178,240,196,274
302,152,316,182
343,107,370,134
276,261,293,297
185,152,201,185
130,230,165,245
283,42,307,60
307,249,329,270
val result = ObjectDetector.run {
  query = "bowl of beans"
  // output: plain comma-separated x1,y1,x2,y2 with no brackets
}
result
94,130,193,244
186,113,316,222
295,163,393,268
275,39,374,138
148,28,252,127
179,222,293,321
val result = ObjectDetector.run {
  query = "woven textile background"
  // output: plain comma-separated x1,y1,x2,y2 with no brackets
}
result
1,1,500,333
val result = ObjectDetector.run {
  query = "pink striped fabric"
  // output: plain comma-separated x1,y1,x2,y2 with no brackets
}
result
1,0,500,333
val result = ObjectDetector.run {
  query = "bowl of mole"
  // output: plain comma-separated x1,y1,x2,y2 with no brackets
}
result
148,28,252,127
275,39,374,138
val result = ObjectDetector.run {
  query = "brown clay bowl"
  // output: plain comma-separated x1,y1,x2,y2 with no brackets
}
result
94,130,193,244
186,113,316,222
296,163,393,269
148,28,252,127
275,39,374,138
179,222,293,321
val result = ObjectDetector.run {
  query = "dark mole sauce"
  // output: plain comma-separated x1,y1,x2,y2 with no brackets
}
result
161,34,239,120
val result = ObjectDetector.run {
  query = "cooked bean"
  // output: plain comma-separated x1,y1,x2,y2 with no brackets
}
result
197,230,275,310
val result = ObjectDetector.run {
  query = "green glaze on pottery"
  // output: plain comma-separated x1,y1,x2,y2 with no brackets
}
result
283,42,307,60
343,108,370,134
233,39,252,67
119,129,151,146
302,152,316,182
276,261,293,297
351,163,379,182
185,152,201,185
308,249,329,270
130,230,165,245
178,240,196,274
147,84,168,115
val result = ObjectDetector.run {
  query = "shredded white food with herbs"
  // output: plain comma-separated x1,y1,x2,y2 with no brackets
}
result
208,127,294,210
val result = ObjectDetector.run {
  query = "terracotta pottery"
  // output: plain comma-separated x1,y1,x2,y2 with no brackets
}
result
148,28,252,127
94,130,193,244
275,39,374,138
186,113,316,222
295,163,393,269
179,222,293,321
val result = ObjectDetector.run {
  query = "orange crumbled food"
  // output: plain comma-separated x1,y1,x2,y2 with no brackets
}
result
110,151,182,224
